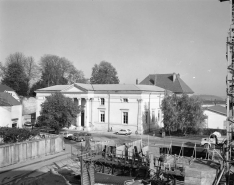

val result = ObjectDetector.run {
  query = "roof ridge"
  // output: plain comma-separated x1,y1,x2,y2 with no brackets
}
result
176,75,183,93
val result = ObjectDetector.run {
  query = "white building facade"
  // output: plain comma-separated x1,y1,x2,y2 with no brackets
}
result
35,83,165,134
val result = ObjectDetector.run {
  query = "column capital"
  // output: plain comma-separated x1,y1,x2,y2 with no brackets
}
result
137,99,142,102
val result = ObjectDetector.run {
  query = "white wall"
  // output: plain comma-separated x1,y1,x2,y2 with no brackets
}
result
203,110,226,129
0,105,23,128
0,106,11,127
11,105,23,128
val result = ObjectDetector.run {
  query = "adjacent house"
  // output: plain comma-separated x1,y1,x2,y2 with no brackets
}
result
139,73,194,94
35,83,165,134
0,92,23,128
203,105,226,129
0,84,20,102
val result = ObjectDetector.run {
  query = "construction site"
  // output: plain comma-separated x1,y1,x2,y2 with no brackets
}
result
62,135,231,185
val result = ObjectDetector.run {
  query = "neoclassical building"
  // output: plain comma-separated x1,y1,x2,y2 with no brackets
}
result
35,83,165,134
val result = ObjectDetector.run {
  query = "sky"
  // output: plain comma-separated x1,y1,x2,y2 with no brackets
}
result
0,0,230,97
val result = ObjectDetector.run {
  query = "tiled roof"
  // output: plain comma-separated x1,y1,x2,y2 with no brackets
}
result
206,105,226,116
0,92,21,106
140,73,194,94
0,84,14,92
36,83,164,93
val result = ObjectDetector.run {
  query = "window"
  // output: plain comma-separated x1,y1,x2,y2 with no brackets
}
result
123,98,128,102
158,110,160,121
100,98,105,105
100,111,105,122
152,110,155,123
123,112,128,124
145,112,148,124
12,123,17,128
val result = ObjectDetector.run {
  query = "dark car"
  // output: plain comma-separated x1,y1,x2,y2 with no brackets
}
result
69,132,93,142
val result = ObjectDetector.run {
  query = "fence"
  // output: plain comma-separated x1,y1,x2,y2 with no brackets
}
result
0,135,64,168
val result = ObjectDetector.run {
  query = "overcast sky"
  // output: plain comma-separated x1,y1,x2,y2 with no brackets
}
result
0,0,230,96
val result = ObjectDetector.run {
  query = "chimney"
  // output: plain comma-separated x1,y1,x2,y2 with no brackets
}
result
136,78,138,85
173,73,176,82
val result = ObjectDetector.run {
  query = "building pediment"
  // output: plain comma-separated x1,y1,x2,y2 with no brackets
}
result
61,85,85,93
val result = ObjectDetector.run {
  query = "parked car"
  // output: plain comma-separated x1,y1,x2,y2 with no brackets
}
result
126,129,132,135
59,131,73,139
36,126,56,134
68,132,93,142
116,129,131,135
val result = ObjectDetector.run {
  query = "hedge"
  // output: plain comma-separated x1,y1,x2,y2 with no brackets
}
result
163,128,227,136
0,127,40,144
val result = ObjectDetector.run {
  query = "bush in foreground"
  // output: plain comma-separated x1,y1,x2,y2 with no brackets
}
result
0,127,39,144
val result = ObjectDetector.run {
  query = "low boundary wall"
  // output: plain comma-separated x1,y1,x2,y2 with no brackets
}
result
0,135,64,168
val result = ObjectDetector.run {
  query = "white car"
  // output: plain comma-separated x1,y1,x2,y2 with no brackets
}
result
116,129,131,135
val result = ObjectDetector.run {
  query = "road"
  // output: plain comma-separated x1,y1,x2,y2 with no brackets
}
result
64,131,206,155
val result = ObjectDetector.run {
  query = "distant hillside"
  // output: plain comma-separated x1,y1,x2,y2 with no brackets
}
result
191,95,225,101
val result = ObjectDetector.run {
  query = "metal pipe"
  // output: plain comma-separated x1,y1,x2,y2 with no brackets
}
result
215,167,225,185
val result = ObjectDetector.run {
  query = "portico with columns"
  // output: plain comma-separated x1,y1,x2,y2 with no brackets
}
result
35,83,165,133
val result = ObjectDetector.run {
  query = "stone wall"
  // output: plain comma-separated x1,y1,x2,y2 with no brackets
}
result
0,135,64,168
22,97,37,115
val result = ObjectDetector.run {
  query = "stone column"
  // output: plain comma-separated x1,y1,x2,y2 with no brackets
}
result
77,98,82,128
137,99,143,134
85,98,90,128
90,98,93,127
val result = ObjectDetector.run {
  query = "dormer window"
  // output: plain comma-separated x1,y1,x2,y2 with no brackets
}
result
123,98,128,103
100,98,105,105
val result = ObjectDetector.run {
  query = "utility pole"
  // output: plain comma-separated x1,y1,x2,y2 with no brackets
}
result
220,0,234,183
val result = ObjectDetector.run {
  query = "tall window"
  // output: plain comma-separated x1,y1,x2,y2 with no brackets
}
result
100,98,105,105
145,112,148,124
152,110,155,123
100,111,105,122
123,112,128,124
158,110,160,121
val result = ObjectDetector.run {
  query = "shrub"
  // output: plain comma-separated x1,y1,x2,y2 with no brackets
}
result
164,127,227,136
0,127,39,144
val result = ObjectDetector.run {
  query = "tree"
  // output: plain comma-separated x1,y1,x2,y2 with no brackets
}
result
39,54,87,86
3,52,40,96
37,92,79,132
29,80,47,97
0,62,5,81
65,66,88,84
161,94,206,134
24,56,41,96
90,61,119,84
1,62,28,96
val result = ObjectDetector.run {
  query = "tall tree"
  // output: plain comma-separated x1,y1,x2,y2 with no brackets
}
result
39,55,87,86
65,67,88,84
3,52,40,96
37,92,79,132
24,56,40,95
161,94,206,134
1,62,28,96
90,61,119,84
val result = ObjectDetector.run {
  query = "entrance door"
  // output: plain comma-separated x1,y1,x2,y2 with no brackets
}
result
81,112,84,127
